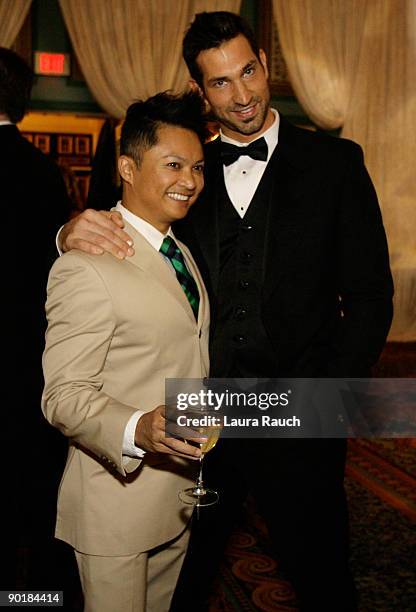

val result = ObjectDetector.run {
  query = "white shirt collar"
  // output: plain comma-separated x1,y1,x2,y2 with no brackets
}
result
219,108,279,160
0,120,13,127
115,201,174,251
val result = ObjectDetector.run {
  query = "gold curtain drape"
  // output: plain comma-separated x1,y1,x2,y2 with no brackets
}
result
0,0,31,47
58,0,241,120
273,0,416,340
272,0,366,130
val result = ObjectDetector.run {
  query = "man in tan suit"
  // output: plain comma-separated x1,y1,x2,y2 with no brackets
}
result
42,91,209,612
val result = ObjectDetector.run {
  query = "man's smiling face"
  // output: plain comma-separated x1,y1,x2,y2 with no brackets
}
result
119,124,204,233
195,34,274,142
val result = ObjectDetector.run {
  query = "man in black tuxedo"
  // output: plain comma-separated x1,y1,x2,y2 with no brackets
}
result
0,47,71,588
58,12,393,611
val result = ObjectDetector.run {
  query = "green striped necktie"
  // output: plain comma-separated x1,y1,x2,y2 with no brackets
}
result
160,236,200,320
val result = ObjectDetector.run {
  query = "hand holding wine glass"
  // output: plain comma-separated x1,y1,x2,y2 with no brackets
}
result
134,405,204,459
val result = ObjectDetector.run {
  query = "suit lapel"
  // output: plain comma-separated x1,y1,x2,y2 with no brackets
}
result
124,222,197,324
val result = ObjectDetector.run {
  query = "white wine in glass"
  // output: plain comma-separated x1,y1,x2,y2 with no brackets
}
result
199,425,221,454
179,422,221,507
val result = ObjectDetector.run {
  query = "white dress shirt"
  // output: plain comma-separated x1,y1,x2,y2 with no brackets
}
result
221,108,280,218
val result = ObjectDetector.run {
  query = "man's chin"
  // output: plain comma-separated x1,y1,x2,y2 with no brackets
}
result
223,114,266,136
235,120,264,135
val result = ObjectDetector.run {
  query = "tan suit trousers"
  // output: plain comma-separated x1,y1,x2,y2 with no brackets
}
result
75,526,190,612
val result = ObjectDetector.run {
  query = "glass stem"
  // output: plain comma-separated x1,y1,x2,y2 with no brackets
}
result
196,455,204,491
195,455,205,518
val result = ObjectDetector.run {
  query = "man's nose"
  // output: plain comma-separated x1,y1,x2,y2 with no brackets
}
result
232,80,252,106
178,168,196,190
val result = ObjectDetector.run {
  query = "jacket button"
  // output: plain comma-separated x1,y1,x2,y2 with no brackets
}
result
234,306,247,320
233,334,247,345
239,280,250,289
241,224,253,231
241,251,252,261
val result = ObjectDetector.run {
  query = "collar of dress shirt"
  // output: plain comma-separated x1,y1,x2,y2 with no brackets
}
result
219,108,279,161
115,201,174,251
0,120,13,127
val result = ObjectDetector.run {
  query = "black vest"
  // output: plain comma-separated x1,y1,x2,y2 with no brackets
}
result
210,167,278,377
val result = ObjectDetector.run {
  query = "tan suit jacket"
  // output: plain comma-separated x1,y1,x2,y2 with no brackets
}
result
42,221,209,556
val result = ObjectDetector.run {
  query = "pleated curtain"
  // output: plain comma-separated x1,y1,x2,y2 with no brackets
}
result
59,0,241,119
0,0,31,47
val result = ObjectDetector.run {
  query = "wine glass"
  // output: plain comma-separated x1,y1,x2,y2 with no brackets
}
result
179,409,222,508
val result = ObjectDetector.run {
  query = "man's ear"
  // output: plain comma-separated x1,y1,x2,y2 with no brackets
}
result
188,79,211,114
188,78,203,96
118,155,135,185
259,48,269,81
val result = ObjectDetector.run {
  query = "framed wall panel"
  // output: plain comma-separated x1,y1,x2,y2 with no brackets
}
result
22,131,93,209
257,0,293,96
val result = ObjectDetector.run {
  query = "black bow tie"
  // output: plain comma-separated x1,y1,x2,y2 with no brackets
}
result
220,137,268,166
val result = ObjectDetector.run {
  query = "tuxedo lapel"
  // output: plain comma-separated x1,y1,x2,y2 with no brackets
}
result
124,222,197,324
262,118,315,300
189,138,222,292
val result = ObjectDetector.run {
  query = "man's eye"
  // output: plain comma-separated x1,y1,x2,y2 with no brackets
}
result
193,164,204,172
167,162,180,168
244,67,254,76
214,80,226,88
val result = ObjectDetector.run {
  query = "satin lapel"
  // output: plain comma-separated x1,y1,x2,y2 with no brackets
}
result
189,138,222,293
124,222,196,324
262,117,314,301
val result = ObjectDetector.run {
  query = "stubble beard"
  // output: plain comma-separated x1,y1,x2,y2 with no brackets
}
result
216,95,270,137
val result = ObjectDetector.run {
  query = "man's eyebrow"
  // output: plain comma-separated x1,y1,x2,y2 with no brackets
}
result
161,154,186,161
207,74,229,86
207,59,258,85
161,155,205,164
241,59,257,73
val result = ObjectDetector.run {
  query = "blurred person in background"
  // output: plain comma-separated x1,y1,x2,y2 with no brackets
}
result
0,46,71,589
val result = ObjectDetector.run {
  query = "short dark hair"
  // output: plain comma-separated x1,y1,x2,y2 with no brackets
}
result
183,11,260,87
120,90,207,167
0,47,33,123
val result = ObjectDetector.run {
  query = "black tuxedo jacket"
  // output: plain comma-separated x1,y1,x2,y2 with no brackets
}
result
174,117,393,378
1,125,70,547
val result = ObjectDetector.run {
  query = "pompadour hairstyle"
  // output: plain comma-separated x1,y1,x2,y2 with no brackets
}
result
120,90,207,167
183,11,260,87
0,47,33,123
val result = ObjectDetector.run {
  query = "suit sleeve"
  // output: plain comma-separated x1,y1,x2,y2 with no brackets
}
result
42,253,141,476
329,142,394,376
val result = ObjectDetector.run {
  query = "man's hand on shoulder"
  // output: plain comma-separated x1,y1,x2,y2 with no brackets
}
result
59,209,135,259
135,405,204,460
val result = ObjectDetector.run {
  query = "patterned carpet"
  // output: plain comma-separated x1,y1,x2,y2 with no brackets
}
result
209,344,416,611
208,439,416,612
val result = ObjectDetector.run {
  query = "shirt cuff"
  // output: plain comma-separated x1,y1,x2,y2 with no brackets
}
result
123,410,146,459
56,225,64,256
